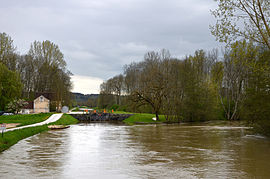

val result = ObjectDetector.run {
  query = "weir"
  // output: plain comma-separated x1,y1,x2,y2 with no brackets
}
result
69,113,133,122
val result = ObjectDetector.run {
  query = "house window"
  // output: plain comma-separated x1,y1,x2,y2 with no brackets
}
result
40,96,44,102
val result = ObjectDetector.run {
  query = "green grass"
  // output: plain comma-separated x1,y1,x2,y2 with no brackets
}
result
111,110,133,114
52,114,79,125
71,106,91,112
0,113,51,127
79,106,88,109
71,107,80,112
123,113,168,125
91,109,167,124
109,111,176,125
0,114,78,152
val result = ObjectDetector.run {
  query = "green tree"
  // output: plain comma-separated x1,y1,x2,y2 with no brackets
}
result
161,59,185,121
220,41,257,120
6,99,28,114
181,50,217,121
0,32,17,71
0,63,22,111
211,0,270,49
242,47,270,135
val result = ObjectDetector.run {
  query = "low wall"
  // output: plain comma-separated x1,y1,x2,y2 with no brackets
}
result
69,113,133,122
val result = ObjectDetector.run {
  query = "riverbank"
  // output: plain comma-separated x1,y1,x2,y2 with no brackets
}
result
121,112,179,125
115,111,249,127
0,114,78,152
0,113,51,128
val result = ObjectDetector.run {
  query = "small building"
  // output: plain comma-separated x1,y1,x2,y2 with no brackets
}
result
20,95,50,114
21,101,34,114
34,95,50,113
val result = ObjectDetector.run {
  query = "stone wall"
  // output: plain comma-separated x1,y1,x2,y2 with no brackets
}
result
70,113,133,122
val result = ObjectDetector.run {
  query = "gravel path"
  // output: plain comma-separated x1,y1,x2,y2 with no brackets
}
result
4,113,63,133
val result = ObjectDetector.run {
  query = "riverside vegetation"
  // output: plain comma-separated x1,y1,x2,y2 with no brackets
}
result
99,43,270,136
98,0,270,136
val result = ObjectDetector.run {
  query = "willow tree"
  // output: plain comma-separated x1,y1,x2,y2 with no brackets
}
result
211,0,270,49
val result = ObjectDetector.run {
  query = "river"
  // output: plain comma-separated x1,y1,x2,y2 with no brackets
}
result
0,123,270,178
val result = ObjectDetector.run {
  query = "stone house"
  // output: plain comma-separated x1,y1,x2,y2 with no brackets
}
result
34,95,50,113
20,95,50,114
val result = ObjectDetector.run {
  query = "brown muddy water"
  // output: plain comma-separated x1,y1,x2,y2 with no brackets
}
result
0,123,270,179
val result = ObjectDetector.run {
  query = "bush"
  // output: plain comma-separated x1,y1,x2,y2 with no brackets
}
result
110,104,119,111
253,120,270,137
117,105,127,112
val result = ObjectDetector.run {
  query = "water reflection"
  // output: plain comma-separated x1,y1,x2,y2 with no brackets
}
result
0,129,70,178
0,123,270,178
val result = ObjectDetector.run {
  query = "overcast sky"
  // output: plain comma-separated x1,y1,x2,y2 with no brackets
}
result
0,0,221,94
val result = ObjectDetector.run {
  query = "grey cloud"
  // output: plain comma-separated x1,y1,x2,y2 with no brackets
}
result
0,0,220,80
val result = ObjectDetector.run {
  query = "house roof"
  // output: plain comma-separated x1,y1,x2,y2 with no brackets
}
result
35,95,50,101
35,93,54,100
23,101,34,109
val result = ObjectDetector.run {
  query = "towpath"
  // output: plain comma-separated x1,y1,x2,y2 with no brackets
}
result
4,113,63,133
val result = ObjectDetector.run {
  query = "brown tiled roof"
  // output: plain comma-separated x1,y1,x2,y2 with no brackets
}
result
23,101,34,109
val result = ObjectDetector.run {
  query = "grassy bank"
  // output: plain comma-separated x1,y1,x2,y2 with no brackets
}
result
118,111,248,126
0,114,78,152
52,114,78,125
122,112,175,125
0,113,51,127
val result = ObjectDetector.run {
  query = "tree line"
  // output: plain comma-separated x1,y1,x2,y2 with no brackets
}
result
0,32,72,112
99,0,270,135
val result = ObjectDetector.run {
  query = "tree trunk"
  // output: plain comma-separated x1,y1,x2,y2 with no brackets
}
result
155,112,159,121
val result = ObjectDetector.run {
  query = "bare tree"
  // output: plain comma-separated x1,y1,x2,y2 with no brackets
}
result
128,50,170,121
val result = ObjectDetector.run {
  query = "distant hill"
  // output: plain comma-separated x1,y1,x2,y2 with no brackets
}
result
72,93,99,104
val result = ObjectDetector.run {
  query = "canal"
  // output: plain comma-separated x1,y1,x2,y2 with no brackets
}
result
0,123,270,178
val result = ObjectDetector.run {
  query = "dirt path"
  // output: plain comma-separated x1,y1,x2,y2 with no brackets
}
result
6,123,21,129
